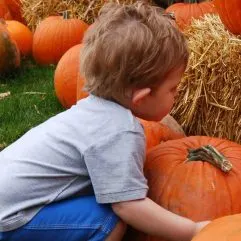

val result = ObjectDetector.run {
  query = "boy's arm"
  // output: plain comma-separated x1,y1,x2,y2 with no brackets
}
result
112,197,209,241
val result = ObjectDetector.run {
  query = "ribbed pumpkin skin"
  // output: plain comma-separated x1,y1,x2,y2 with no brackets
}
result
165,2,216,30
33,16,89,65
213,0,241,34
192,214,241,241
145,136,241,221
124,136,241,241
54,44,88,108
139,119,185,151
0,20,20,75
6,20,33,56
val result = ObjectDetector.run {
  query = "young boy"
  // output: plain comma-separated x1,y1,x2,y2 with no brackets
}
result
0,2,209,241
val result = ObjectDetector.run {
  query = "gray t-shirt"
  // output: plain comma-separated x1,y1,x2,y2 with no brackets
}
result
0,95,148,232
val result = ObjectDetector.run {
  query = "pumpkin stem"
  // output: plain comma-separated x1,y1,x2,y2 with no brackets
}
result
168,0,199,4
186,145,232,173
186,0,199,3
62,10,71,20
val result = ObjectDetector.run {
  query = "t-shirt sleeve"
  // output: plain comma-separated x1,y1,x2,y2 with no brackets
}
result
84,130,148,204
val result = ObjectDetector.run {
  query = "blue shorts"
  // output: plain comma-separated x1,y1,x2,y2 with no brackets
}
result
0,196,119,241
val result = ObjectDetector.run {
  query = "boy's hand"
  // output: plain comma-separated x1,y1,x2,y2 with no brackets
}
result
194,221,210,236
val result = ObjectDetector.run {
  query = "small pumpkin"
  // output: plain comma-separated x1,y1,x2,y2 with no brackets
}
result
54,44,88,108
139,118,185,151
33,12,89,65
153,0,207,9
213,0,241,35
0,19,20,76
5,20,33,56
192,214,241,241
165,1,217,30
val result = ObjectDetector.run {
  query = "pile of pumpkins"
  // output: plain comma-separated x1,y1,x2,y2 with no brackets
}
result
1,1,241,240
0,10,88,74
0,19,31,74
1,0,239,108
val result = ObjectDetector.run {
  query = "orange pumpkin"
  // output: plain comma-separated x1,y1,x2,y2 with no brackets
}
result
5,0,25,23
139,118,185,151
0,0,12,19
192,214,241,241
125,136,241,241
165,1,217,30
33,13,89,65
145,136,241,222
0,19,20,75
6,20,33,56
213,0,241,35
76,72,89,103
54,44,88,108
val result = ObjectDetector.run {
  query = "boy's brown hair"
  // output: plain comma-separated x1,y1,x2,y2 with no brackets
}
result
80,1,189,100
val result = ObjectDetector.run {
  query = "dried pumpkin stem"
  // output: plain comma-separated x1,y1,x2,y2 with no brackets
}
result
167,0,199,5
62,10,71,20
186,145,232,173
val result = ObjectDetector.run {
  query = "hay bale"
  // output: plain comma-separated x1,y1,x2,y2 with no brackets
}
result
21,0,153,30
171,14,241,144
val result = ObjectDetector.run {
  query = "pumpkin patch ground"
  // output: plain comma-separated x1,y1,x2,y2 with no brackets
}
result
0,60,64,149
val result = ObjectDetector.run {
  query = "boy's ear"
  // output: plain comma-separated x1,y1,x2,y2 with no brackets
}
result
132,88,151,105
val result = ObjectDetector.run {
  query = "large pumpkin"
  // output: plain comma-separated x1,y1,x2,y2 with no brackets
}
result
165,1,217,30
6,20,33,56
192,214,241,241
213,0,241,35
138,118,185,151
33,13,89,65
124,136,241,241
54,44,88,108
146,136,241,221
0,19,20,76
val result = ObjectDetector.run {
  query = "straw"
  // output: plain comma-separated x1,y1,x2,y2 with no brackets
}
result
171,14,241,144
21,0,153,30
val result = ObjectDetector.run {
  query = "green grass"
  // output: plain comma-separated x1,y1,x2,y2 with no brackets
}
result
0,60,64,148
